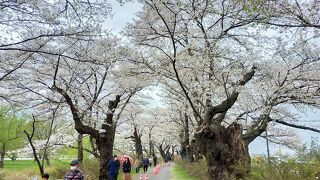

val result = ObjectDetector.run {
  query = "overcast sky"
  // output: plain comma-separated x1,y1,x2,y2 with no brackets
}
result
105,0,320,157
103,0,142,34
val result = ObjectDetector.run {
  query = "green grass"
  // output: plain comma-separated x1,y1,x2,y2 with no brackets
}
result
171,164,197,180
2,159,136,180
4,160,37,171
3,159,69,171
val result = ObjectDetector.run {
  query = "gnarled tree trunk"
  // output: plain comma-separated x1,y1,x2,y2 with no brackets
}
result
98,127,115,180
98,95,120,180
196,122,249,179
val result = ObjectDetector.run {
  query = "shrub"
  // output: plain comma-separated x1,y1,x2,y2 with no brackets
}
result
249,156,320,180
2,168,38,180
175,157,208,180
81,158,100,180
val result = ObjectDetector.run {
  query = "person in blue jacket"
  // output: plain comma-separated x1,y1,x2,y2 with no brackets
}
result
142,157,149,173
107,155,120,180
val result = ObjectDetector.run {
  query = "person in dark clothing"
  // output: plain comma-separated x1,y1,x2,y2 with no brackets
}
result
153,156,157,167
107,155,120,180
142,158,149,173
64,160,84,180
122,158,132,180
115,157,120,180
122,158,131,173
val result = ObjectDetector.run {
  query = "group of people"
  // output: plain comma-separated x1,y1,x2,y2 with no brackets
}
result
107,155,132,180
62,156,131,180
133,156,158,174
40,154,157,180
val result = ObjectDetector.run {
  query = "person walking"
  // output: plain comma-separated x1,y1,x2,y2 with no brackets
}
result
134,158,140,173
122,157,132,180
142,157,149,173
107,155,120,180
153,156,157,167
64,160,84,180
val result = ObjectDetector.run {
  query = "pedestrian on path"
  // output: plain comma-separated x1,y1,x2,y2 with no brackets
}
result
122,157,132,180
64,160,84,180
142,157,149,173
134,158,140,173
153,156,157,167
108,155,120,180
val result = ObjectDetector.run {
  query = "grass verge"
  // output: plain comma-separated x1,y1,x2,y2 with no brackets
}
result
171,164,197,180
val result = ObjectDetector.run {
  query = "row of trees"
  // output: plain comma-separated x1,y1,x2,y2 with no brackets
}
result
0,0,319,179
125,0,320,179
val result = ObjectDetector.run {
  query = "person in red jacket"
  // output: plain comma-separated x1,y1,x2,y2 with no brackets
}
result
64,160,84,180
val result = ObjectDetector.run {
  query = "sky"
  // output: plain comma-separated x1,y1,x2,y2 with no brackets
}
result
104,0,320,157
249,110,320,156
103,0,143,34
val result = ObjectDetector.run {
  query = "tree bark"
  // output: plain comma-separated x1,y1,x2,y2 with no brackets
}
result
182,112,193,162
77,133,84,163
98,127,114,180
149,133,153,160
133,127,143,161
98,95,120,180
195,122,249,179
0,143,5,168
89,135,100,158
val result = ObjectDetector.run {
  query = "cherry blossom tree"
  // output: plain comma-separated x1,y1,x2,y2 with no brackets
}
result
0,0,110,87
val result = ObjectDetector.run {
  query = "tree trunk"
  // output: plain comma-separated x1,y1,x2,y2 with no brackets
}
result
0,143,5,168
149,133,153,159
98,124,115,180
195,122,249,179
182,112,193,162
24,130,44,176
158,144,169,161
133,127,143,162
53,82,124,180
90,135,99,158
77,133,84,163
98,95,120,180
171,145,176,161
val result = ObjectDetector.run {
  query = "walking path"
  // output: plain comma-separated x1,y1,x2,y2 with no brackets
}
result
133,164,172,180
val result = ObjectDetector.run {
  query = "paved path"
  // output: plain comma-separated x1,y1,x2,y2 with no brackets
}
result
133,165,171,180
